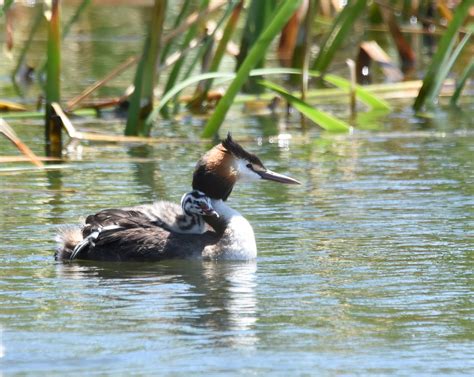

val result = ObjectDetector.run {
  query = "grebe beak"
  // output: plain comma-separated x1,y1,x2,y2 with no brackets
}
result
257,169,301,185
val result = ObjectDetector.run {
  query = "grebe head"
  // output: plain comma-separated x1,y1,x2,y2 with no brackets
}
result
192,133,300,200
181,190,218,217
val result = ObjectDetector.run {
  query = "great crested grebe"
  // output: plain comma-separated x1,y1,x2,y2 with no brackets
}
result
55,134,300,261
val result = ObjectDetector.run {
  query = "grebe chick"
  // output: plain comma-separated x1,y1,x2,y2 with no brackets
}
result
130,190,217,234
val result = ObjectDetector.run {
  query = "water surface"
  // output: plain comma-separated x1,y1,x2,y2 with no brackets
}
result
1,113,473,375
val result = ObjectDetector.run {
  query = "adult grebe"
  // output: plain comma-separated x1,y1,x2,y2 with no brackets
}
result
55,134,300,261
63,190,218,261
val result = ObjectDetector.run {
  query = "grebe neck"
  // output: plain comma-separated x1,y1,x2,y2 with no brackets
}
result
202,199,257,260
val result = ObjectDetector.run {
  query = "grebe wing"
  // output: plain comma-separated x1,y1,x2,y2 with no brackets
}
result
79,227,219,261
83,208,166,237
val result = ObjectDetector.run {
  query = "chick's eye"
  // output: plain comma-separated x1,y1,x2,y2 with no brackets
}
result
246,163,253,169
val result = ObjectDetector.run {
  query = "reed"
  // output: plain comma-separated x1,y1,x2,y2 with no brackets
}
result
236,0,276,93
160,0,209,118
125,0,167,136
258,80,351,132
413,0,473,111
450,60,473,106
147,67,389,130
202,0,303,138
11,6,43,87
44,0,62,157
187,0,244,112
0,119,44,167
1,0,472,144
311,0,367,74
174,2,236,114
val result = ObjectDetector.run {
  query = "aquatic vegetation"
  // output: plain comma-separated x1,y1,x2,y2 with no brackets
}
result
413,0,473,110
125,0,167,136
0,0,472,158
44,0,61,157
258,80,351,133
201,0,303,138
311,0,367,75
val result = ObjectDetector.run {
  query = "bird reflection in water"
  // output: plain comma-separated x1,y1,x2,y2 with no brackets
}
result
55,260,258,349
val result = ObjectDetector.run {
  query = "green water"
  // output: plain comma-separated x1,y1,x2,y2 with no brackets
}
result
1,115,473,375
1,3,474,376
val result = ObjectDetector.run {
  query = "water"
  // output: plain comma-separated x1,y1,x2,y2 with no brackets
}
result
1,3,474,376
1,115,473,375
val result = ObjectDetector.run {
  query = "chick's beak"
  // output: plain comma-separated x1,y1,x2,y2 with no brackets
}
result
257,169,301,185
200,203,219,218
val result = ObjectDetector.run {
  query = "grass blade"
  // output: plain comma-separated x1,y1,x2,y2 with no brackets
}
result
236,0,276,93
312,0,367,74
201,0,303,138
413,0,473,110
323,73,392,110
450,59,474,106
147,67,390,123
187,0,244,111
258,80,351,132
44,0,62,157
125,0,167,136
160,0,209,118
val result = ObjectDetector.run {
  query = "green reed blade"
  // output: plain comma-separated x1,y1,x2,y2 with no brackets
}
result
38,0,91,87
236,0,276,93
323,73,391,110
147,67,389,124
450,59,474,106
0,0,14,16
188,0,244,111
258,80,351,132
12,6,43,86
45,2,61,105
201,0,303,138
159,0,192,65
160,0,209,118
413,0,473,111
125,0,167,136
433,30,472,103
175,1,236,114
62,0,91,38
312,0,367,74
45,0,61,157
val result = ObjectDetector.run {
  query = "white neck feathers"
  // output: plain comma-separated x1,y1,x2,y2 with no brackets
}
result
203,200,257,260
